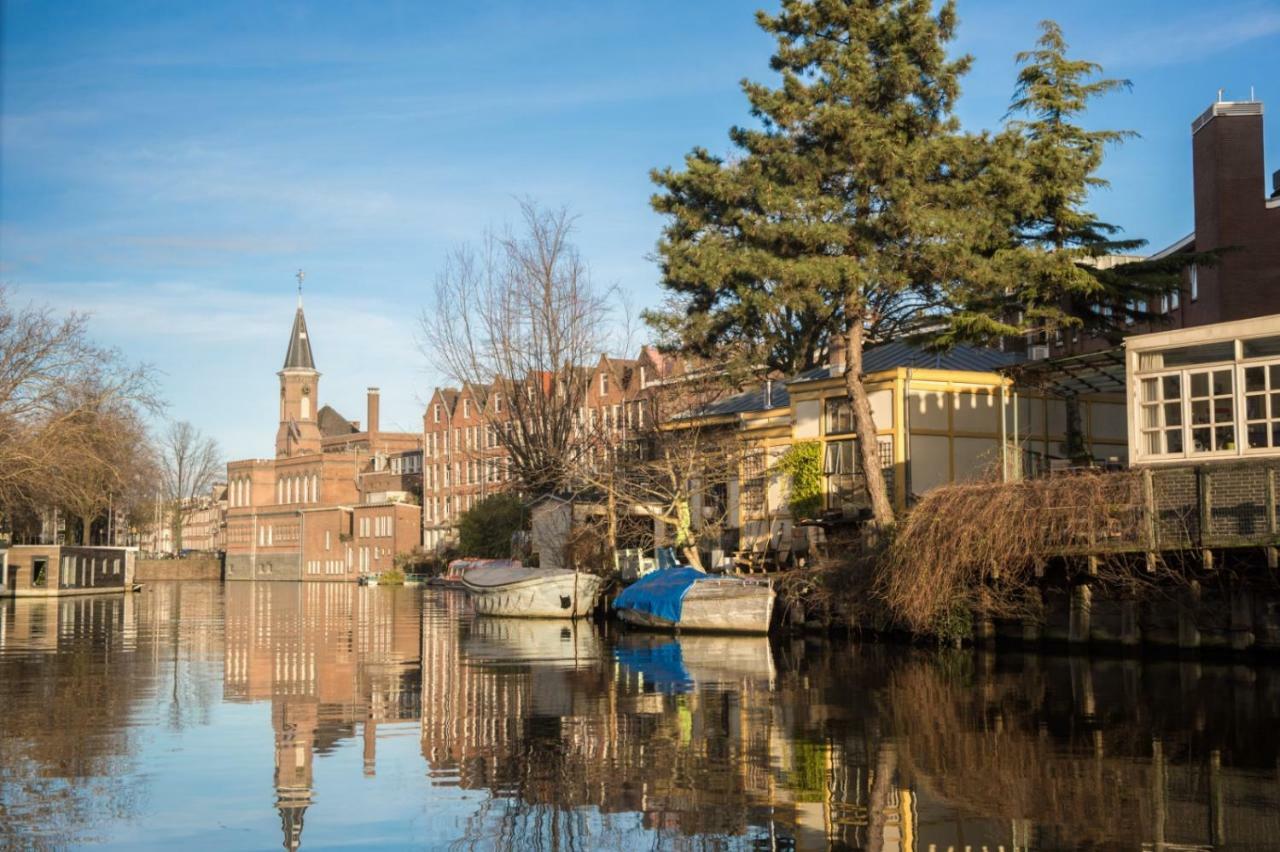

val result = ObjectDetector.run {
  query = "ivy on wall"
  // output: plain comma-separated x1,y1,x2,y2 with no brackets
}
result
775,441,823,520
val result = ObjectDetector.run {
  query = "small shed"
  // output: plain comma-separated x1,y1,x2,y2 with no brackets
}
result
529,495,573,572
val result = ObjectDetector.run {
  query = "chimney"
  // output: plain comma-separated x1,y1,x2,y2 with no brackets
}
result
1190,97,1273,321
367,387,380,436
828,334,847,375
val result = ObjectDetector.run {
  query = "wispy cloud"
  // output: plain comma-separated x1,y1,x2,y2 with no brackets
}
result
20,280,436,457
1094,6,1280,69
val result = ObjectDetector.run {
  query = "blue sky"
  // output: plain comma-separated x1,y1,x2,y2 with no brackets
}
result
3,1,1278,461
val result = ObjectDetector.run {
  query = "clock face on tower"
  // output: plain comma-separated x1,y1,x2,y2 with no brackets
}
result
302,386,310,396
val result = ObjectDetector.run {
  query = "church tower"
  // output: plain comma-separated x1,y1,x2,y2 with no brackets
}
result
276,284,323,458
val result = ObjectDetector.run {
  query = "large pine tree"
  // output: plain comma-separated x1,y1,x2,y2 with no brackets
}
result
650,0,977,528
940,20,1191,347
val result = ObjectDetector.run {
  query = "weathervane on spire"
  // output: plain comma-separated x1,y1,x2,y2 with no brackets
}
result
296,269,305,307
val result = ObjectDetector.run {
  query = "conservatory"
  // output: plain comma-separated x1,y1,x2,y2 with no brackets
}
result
1127,313,1280,464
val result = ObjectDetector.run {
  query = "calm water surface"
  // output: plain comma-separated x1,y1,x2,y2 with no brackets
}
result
2,582,1279,850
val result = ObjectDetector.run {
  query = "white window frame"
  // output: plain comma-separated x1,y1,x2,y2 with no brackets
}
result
1131,335,1280,463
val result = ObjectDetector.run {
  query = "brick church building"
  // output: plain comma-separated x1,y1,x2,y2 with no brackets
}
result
225,297,423,581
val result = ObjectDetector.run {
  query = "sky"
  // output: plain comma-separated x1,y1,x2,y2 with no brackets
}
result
3,0,1278,461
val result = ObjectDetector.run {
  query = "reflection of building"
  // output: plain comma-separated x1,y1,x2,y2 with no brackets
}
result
225,294,422,581
222,583,422,850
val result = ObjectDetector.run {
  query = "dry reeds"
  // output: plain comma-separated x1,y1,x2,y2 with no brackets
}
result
879,471,1167,634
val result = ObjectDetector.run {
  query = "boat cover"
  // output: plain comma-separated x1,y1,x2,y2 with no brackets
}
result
613,566,707,624
463,564,572,589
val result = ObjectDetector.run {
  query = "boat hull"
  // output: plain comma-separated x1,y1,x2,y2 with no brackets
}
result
464,571,605,618
616,579,775,634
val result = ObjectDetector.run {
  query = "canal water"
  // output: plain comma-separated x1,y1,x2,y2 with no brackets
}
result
1,583,1278,850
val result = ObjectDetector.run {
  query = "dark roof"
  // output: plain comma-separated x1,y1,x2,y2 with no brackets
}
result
318,405,358,436
688,380,791,418
283,307,316,370
787,340,1022,383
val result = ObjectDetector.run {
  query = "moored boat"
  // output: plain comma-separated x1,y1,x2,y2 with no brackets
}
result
613,567,775,634
426,558,516,588
462,563,605,618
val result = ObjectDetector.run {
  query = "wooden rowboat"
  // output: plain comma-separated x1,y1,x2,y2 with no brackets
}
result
462,563,605,618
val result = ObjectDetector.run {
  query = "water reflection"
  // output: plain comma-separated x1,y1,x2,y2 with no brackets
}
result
1,584,1278,849
222,583,422,849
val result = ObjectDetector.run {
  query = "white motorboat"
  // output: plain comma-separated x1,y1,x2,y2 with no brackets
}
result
462,563,605,618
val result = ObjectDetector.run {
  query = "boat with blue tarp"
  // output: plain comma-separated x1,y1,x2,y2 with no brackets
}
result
613,561,775,634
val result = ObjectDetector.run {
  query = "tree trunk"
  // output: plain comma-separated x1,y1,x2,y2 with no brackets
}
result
1064,393,1089,464
605,488,618,574
80,515,93,545
844,310,895,529
171,501,184,554
865,741,899,852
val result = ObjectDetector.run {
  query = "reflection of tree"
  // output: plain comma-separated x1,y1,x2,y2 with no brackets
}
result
880,652,1280,849
0,596,153,847
424,625,1280,852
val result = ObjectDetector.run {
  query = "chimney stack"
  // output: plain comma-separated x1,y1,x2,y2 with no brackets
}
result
1190,97,1275,321
367,387,380,437
829,334,847,375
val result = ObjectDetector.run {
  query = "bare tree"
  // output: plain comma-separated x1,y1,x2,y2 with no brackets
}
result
420,200,616,497
582,371,745,570
0,286,159,538
44,396,156,545
157,421,222,553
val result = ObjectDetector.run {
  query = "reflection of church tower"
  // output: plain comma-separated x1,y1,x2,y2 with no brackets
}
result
276,287,322,459
274,702,316,852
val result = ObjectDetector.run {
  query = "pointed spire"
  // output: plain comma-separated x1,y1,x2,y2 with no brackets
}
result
283,282,317,370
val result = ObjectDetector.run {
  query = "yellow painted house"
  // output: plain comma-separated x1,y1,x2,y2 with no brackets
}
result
687,341,1127,550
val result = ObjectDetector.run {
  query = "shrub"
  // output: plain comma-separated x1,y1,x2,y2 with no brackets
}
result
775,441,823,520
879,471,1177,635
457,493,526,558
377,569,405,586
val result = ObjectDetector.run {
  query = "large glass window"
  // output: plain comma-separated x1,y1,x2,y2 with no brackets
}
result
1134,334,1280,461
825,398,854,435
1243,363,1280,451
1139,374,1184,455
1188,368,1235,453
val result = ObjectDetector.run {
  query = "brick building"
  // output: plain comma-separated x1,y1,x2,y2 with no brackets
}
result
225,298,422,581
138,484,228,555
421,347,685,552
1046,97,1279,359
